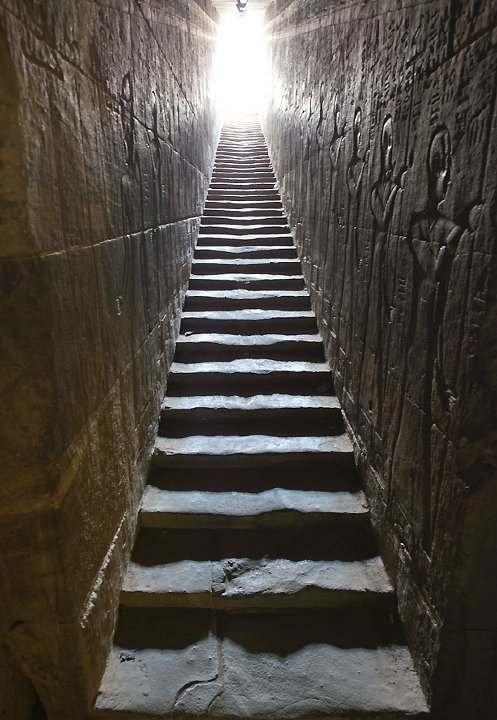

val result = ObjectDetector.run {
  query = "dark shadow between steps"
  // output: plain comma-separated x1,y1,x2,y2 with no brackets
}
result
148,463,359,493
130,526,378,566
113,607,406,653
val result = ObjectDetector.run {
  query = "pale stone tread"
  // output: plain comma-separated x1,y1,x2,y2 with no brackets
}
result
161,394,341,411
140,486,368,529
181,309,315,320
121,555,393,609
154,434,351,456
176,333,322,345
94,616,428,718
170,359,330,374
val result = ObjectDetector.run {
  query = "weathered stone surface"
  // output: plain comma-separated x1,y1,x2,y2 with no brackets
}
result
140,486,367,528
0,0,220,716
154,432,351,458
262,0,497,714
122,555,394,609
94,611,220,719
170,359,329,374
94,609,428,719
162,393,340,410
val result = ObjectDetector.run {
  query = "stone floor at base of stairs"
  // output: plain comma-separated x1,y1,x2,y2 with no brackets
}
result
94,609,427,720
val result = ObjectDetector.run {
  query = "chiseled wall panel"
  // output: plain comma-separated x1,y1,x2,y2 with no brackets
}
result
262,0,497,715
0,0,220,716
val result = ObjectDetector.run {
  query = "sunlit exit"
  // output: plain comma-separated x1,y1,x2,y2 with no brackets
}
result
215,9,269,119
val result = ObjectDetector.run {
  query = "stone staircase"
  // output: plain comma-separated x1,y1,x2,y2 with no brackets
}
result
93,120,428,719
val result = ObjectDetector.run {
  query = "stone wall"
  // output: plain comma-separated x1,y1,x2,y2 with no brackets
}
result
262,1,497,716
0,0,220,716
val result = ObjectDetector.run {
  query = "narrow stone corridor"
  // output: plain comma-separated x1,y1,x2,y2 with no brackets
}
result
93,120,427,718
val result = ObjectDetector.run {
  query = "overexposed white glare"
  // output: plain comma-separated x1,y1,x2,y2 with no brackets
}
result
215,11,269,119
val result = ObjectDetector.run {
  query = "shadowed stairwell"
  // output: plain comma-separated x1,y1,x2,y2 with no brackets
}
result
93,120,428,718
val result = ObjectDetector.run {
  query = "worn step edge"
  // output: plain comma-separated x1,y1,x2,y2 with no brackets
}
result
161,394,340,412
94,640,428,720
121,556,394,609
185,290,309,299
194,247,297,258
193,258,298,266
196,234,293,244
140,486,367,529
176,333,322,346
181,310,314,321
153,434,351,459
189,273,304,283
170,359,330,374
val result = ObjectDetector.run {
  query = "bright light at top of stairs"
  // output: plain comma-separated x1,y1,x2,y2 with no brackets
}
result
215,9,269,119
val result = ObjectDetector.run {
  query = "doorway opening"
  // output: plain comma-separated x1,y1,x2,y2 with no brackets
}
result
215,7,269,120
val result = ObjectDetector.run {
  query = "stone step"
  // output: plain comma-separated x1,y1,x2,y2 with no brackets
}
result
94,609,428,720
173,333,325,363
188,274,306,291
183,289,311,311
207,190,281,201
212,169,275,176
140,483,363,529
196,233,293,246
213,163,272,171
212,176,276,184
215,148,269,153
216,145,268,151
214,161,272,167
201,215,284,225
166,361,333,396
127,525,379,565
191,258,300,275
194,245,297,259
121,554,394,610
210,182,276,191
207,185,281,195
199,225,289,236
203,207,283,217
206,197,280,205
179,310,317,335
149,457,358,493
150,435,351,481
159,393,342,435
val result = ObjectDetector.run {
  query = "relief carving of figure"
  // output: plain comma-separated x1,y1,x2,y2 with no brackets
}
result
341,107,369,361
404,125,464,550
362,116,403,440
329,94,344,174
347,107,369,269
407,126,463,410
324,95,345,297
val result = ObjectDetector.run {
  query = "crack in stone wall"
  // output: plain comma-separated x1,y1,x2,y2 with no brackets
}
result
262,0,497,716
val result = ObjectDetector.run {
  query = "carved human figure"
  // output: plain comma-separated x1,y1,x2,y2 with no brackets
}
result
346,107,368,270
407,126,463,410
340,107,369,360
363,117,404,437
329,94,344,174
405,126,463,550
324,95,345,297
